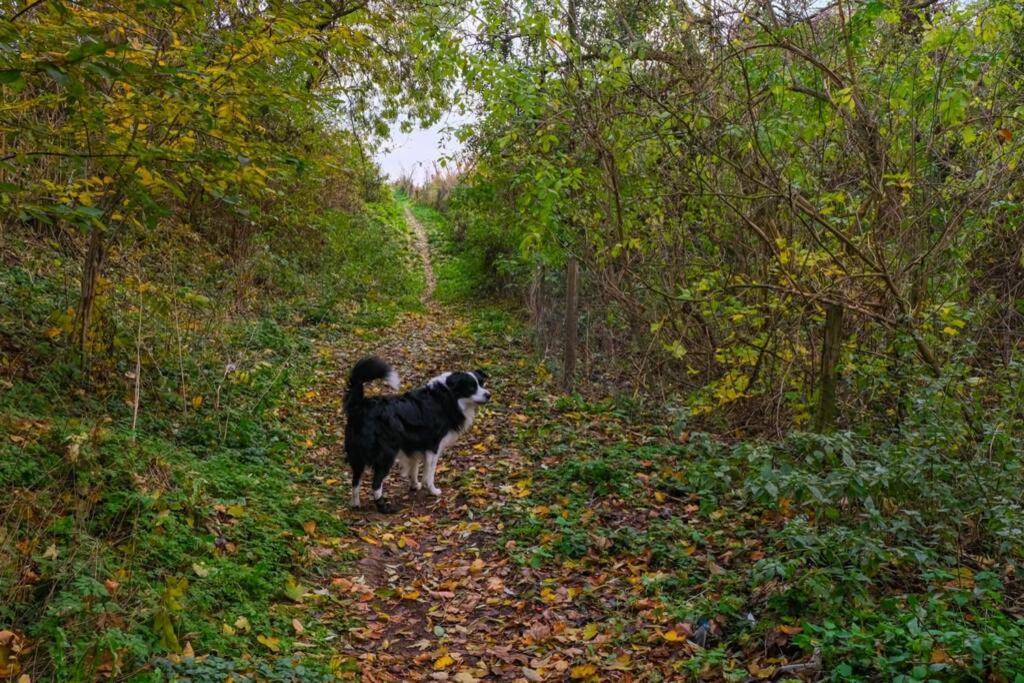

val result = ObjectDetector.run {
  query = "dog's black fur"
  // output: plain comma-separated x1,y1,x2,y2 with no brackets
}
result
344,356,489,513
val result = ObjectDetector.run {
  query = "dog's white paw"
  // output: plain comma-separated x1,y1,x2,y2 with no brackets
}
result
410,481,422,491
427,486,442,497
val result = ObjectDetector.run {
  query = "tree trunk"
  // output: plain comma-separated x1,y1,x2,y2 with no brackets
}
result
562,255,579,392
75,227,105,361
814,303,843,432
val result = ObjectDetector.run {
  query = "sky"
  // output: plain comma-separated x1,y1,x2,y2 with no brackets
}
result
374,112,473,184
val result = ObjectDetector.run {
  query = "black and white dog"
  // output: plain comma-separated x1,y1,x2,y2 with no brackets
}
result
343,356,490,513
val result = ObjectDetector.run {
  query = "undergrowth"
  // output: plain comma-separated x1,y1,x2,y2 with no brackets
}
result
0,195,420,680
498,380,1024,680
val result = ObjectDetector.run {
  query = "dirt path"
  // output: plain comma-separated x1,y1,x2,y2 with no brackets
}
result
404,205,437,303
303,208,546,681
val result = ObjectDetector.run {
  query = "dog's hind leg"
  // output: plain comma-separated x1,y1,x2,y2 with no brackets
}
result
371,458,398,513
350,461,365,508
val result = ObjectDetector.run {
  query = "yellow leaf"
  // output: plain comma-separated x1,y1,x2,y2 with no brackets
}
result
469,558,485,574
221,623,235,636
570,663,597,679
191,395,203,409
45,327,61,339
662,630,684,642
433,654,455,670
581,623,598,640
233,616,251,633
942,326,959,336
256,634,280,652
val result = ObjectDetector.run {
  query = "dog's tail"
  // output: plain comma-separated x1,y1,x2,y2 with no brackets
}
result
344,356,400,412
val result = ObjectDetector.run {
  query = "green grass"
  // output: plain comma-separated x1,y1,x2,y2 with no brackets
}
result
0,194,420,680
407,202,487,304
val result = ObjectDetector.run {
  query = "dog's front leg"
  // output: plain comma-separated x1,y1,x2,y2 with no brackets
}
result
423,450,442,497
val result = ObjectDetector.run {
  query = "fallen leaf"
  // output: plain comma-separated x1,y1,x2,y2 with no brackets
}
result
570,663,597,680
256,634,280,652
283,575,306,602
434,654,455,670
292,619,304,635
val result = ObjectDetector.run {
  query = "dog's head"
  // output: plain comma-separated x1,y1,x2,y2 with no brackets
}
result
443,369,491,404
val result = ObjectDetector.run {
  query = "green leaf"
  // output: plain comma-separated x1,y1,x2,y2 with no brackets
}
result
283,575,306,602
42,64,69,85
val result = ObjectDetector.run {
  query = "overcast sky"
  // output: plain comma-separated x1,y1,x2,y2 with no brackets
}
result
375,111,473,184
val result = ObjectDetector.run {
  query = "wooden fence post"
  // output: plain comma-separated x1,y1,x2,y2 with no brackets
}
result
814,303,843,431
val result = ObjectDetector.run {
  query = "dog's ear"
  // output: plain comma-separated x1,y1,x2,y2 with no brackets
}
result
473,369,488,384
